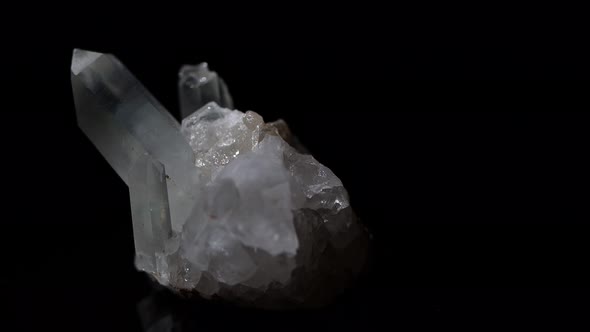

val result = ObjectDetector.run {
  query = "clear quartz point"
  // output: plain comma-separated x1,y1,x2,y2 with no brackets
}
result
178,63,234,120
72,49,368,308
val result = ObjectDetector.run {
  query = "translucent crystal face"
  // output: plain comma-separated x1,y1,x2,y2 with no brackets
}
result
71,49,367,308
175,102,352,289
180,104,263,175
178,63,234,120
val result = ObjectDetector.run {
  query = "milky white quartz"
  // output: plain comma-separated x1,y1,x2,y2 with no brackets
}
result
71,49,368,308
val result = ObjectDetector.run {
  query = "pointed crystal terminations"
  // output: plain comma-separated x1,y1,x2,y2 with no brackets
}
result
178,63,234,120
72,50,369,308
71,49,201,273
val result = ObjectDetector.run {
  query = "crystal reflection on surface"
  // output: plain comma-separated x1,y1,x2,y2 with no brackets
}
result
137,286,180,332
135,280,372,332
136,285,322,332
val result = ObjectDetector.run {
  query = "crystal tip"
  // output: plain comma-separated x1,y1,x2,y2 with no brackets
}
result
71,49,103,75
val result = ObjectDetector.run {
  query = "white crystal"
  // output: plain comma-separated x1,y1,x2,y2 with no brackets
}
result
71,49,203,274
72,50,368,308
71,49,101,75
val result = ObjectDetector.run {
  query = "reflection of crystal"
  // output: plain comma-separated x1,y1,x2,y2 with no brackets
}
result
72,49,368,308
136,284,284,332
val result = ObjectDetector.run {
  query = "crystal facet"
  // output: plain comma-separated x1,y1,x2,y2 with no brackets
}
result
72,49,368,308
178,63,234,119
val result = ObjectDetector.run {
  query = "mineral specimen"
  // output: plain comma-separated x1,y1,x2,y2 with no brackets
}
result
71,49,368,308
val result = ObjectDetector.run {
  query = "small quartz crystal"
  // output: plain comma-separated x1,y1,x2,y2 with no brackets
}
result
71,49,368,308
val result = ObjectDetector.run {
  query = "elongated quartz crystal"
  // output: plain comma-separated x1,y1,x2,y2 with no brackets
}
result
72,49,368,308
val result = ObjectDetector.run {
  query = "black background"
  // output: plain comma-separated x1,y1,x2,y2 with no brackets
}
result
3,11,590,331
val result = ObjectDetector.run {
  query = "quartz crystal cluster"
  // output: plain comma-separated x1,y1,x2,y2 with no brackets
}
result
71,49,368,308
